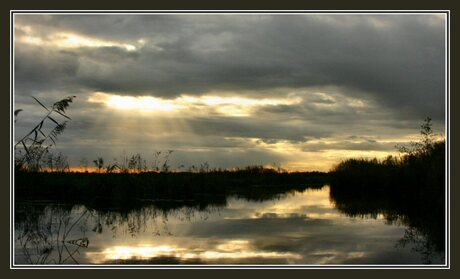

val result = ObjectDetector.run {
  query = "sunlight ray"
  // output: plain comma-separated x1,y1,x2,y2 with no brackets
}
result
88,92,302,117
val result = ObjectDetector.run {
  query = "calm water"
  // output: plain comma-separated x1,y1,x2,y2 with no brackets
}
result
14,186,444,265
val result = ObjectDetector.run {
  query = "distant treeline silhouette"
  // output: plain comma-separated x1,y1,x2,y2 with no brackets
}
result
15,167,328,207
330,117,444,199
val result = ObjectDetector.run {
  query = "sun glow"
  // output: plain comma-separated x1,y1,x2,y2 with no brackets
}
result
50,32,137,51
104,95,181,112
88,92,302,117
89,241,302,263
16,25,137,51
101,245,179,260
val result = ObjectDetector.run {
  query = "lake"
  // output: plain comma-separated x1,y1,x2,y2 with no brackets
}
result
14,185,445,265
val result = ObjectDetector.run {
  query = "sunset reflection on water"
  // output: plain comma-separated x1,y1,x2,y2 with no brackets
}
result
15,186,437,265
88,240,302,264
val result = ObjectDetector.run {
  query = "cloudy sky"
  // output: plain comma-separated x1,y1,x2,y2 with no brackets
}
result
13,13,447,171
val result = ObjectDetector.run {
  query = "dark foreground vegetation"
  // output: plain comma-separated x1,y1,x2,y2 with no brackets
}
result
15,167,328,209
330,118,446,262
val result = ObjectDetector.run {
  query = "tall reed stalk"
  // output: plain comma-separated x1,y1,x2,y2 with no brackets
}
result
15,96,75,172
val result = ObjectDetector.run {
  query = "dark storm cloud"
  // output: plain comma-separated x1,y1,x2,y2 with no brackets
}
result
184,117,315,142
15,44,79,92
15,14,445,119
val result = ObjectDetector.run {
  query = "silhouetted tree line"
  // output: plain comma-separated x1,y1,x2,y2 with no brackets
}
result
15,168,328,206
331,117,444,198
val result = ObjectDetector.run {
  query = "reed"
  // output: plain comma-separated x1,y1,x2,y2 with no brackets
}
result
15,96,75,172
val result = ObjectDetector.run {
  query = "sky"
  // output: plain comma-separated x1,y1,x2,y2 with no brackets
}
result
13,13,447,172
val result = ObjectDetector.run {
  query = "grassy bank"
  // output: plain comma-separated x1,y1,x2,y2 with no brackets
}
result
15,167,329,206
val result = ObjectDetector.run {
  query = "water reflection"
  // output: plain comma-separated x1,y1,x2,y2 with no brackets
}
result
15,185,444,265
15,204,90,264
93,241,303,264
329,183,445,264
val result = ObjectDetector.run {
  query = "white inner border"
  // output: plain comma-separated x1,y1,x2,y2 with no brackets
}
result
10,10,451,270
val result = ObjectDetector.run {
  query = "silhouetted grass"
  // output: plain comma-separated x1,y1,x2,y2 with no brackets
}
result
15,167,329,207
330,139,445,201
